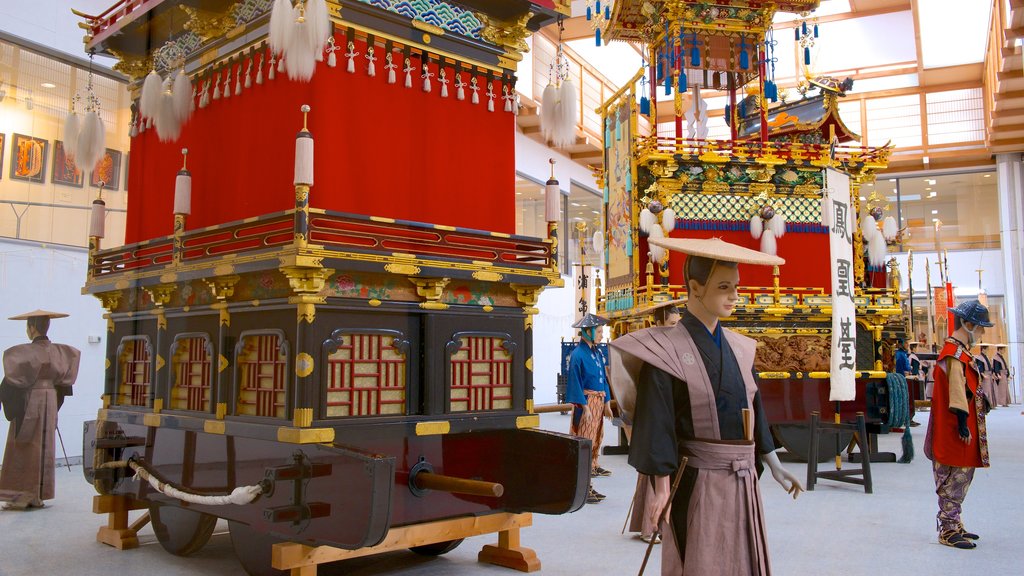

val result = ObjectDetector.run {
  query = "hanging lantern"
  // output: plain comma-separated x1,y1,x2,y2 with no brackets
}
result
294,105,314,186
545,159,560,223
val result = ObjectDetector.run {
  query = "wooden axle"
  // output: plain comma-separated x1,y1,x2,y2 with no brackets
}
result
532,403,573,414
413,472,504,498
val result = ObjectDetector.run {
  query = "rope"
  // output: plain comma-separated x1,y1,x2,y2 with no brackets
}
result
100,458,264,506
886,372,914,463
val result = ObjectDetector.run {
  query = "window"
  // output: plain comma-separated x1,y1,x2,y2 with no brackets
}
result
236,332,288,418
567,181,603,268
169,334,213,412
447,333,515,412
515,173,567,269
116,337,151,407
324,330,408,417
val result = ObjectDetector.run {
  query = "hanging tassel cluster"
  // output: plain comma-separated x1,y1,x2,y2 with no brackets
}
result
137,65,194,142
541,19,579,147
269,0,332,82
63,54,107,173
749,205,787,256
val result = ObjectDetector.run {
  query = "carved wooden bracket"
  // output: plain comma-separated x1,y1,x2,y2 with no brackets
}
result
409,277,450,310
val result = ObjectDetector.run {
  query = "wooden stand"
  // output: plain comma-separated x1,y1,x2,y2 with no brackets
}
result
94,494,150,550
272,512,539,575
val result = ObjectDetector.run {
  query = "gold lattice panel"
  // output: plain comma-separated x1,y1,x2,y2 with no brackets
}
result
670,194,823,223
326,334,407,417
449,337,512,412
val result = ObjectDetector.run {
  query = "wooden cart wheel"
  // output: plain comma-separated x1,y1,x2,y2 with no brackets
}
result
149,504,218,556
229,520,289,576
410,538,465,556
772,424,853,463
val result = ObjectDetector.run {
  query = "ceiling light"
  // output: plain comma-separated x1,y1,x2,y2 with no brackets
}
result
40,82,56,89
889,179,896,183
515,192,522,195
926,187,932,191
932,218,939,222
928,192,937,198
931,209,938,214
859,196,866,201
571,202,582,207
984,174,991,178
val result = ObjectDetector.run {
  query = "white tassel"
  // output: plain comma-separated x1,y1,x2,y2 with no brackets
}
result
76,111,105,173
861,215,876,239
422,65,433,92
541,82,557,142
471,78,480,104
345,42,356,72
552,78,578,147
504,87,513,112
277,56,285,73
661,207,675,234
155,90,182,142
761,229,777,256
366,47,376,76
882,216,898,242
767,214,786,238
235,74,242,95
140,70,162,120
404,59,413,88
648,225,666,263
63,111,80,161
750,214,763,239
440,70,449,97
639,208,655,234
328,50,337,68
256,56,265,84
868,228,888,266
304,0,332,49
190,87,196,113
284,6,318,82
129,118,138,138
820,195,833,228
244,60,253,89
456,75,466,100
173,69,192,122
386,53,397,84
592,230,604,255
213,72,221,100
199,81,210,109
89,198,106,239
487,85,495,111
269,0,293,56
223,68,232,98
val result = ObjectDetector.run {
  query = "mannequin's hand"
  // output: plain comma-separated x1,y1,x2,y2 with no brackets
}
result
604,402,613,419
652,475,672,521
762,451,804,500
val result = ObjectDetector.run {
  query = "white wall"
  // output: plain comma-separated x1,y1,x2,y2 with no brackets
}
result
0,0,119,63
515,130,599,193
532,276,577,405
892,249,1007,298
0,238,107,459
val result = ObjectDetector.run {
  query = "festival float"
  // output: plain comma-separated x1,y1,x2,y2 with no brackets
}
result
73,1,588,575
586,0,910,460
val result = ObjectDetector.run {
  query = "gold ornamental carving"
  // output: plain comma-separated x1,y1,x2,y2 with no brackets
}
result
205,274,241,301
181,4,241,42
107,50,153,82
385,262,422,276
410,277,450,310
279,266,335,294
748,183,777,196
145,284,176,307
290,295,326,324
475,11,533,61
509,283,543,315
95,291,122,312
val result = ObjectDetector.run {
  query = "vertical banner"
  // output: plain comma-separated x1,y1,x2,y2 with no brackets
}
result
826,169,857,401
573,264,593,324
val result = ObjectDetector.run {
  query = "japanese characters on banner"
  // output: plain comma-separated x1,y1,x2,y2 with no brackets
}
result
573,264,593,324
826,168,857,401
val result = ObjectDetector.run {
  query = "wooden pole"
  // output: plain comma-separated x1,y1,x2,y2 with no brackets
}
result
638,457,688,576
414,472,504,498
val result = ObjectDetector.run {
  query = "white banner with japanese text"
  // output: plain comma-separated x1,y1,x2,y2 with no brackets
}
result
826,168,857,401
573,264,593,324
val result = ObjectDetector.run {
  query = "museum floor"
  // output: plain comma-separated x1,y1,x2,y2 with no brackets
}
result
1,408,1022,576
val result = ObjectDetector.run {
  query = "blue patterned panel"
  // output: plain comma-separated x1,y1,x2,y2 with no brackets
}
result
359,0,484,41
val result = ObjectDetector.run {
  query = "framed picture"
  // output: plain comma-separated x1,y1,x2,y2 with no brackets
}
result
51,140,84,188
90,148,122,191
9,133,48,184
0,133,5,180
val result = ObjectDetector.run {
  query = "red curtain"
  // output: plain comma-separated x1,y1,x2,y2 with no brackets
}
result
126,39,515,244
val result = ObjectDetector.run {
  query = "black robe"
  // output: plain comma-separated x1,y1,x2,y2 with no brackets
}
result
628,310,775,561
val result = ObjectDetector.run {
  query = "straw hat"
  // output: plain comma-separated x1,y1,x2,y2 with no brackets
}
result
647,237,785,266
636,297,686,316
8,309,70,320
995,344,1008,348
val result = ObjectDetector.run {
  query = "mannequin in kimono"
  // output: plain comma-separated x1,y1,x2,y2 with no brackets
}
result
975,344,996,411
0,310,80,510
992,345,1010,407
610,238,802,576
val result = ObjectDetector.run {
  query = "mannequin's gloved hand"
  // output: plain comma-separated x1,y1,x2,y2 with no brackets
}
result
762,451,803,499
955,410,972,444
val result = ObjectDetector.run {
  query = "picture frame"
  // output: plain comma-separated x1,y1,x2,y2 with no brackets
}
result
90,148,122,191
9,133,48,184
51,140,84,188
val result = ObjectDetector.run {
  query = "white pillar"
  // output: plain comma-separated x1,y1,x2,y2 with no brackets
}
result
996,153,1024,403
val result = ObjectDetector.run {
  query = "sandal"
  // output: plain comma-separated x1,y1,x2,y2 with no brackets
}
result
640,534,661,544
958,527,980,540
939,530,976,549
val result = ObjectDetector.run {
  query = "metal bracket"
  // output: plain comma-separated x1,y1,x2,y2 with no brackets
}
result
262,451,332,527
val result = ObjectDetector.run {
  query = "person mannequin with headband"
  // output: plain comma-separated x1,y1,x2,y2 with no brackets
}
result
610,238,802,576
0,310,80,510
924,299,992,549
566,312,613,504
